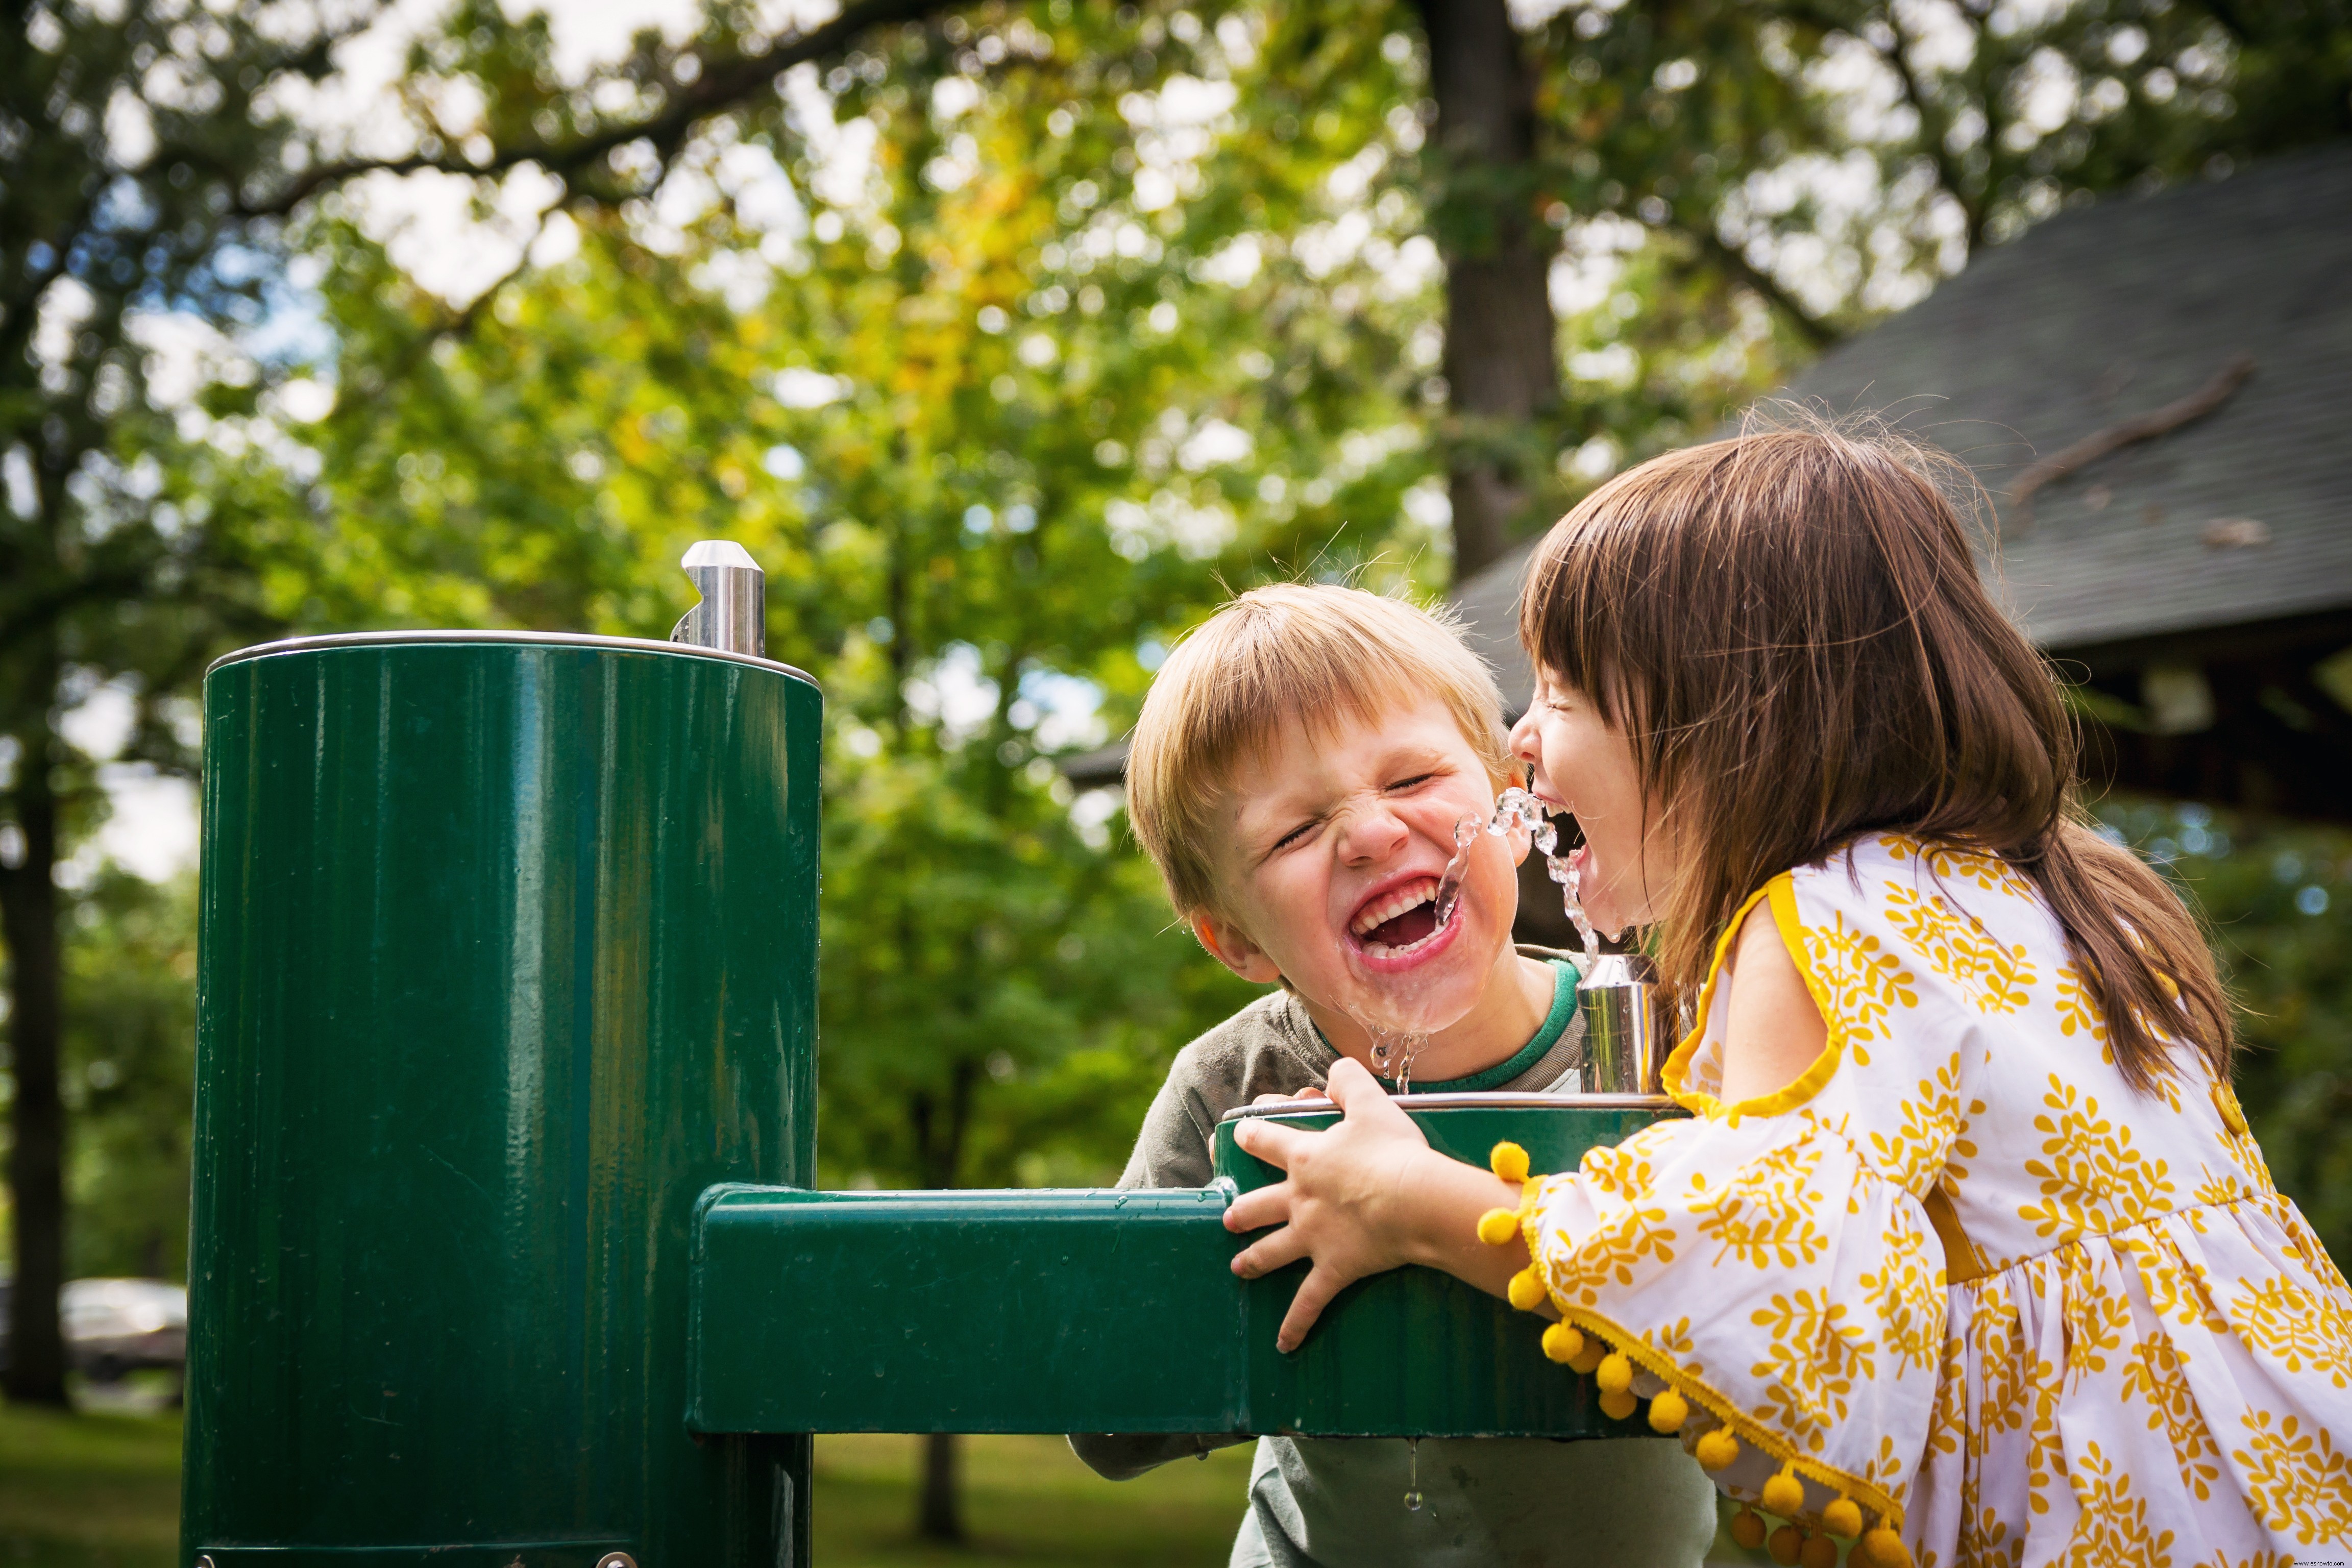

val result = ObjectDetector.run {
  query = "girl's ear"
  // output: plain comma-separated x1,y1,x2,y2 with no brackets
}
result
1191,909,1284,984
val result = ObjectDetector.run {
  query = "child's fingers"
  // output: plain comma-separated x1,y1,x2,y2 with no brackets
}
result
1276,1264,1348,1352
1223,1179,1293,1236
1232,1115,1317,1171
1230,1219,1311,1279
1322,1056,1388,1110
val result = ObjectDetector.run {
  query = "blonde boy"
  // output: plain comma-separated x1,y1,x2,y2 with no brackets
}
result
1070,584,1716,1568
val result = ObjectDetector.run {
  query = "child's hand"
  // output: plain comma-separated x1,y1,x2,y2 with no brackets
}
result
1224,1060,1455,1351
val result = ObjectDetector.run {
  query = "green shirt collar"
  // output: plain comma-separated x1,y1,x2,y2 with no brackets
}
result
1307,958,1581,1094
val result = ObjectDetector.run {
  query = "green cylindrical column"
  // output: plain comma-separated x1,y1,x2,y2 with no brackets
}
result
184,632,821,1568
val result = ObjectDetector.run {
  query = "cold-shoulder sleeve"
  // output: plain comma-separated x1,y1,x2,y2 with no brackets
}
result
1514,852,1996,1537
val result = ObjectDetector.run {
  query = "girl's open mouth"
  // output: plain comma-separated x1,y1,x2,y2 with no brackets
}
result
1345,875,1461,971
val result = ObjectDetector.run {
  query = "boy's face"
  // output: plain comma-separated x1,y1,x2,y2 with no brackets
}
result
1192,695,1525,1037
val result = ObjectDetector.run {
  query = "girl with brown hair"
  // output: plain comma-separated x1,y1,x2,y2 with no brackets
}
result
1221,423,2352,1565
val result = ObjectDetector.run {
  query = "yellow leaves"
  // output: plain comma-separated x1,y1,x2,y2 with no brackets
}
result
1880,836,2037,900
2119,1333,2221,1501
2122,1234,2235,1337
1883,883,2037,1015
2053,963,2109,1053
2227,1274,2352,1389
2017,1074,2177,1241
1692,1138,1832,1270
1865,1052,1965,1193
2056,1246,2132,1389
1641,1315,1705,1381
2057,1441,2177,1568
1747,1288,1876,1452
1541,1199,1678,1307
1800,910,1917,1065
1579,1139,1658,1200
2232,1412,2352,1545
1857,1204,1945,1374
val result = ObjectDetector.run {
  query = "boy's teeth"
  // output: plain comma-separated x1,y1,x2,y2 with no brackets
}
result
1351,880,1438,937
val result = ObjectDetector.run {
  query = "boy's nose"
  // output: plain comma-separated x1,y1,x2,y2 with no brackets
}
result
1334,799,1411,865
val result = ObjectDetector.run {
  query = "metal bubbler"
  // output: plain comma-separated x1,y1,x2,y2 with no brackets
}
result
1576,948,1674,1096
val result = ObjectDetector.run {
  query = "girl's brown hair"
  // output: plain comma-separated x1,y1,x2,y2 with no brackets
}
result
1517,418,2232,1090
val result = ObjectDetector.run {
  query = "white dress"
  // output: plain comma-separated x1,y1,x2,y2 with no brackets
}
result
1516,834,2352,1564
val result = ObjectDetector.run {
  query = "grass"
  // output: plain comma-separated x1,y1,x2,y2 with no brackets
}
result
0,1401,182,1568
0,1407,1761,1567
0,1408,1251,1568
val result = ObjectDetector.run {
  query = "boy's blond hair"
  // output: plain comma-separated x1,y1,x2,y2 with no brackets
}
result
1127,582,1514,917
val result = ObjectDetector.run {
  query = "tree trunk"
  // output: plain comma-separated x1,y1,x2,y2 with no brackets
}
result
907,1053,978,1540
1413,0,1560,581
915,1430,963,1542
1,688,69,1407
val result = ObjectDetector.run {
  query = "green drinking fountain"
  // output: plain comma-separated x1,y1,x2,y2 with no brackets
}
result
181,547,1684,1567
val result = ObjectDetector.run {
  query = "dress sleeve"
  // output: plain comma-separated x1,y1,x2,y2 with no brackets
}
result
1512,867,1963,1539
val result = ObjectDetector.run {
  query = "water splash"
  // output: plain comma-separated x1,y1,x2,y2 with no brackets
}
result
1363,1020,1432,1095
1403,1436,1424,1512
1430,815,1480,930
1433,787,1601,968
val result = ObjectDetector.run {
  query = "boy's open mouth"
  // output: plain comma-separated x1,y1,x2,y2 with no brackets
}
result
1348,875,1451,962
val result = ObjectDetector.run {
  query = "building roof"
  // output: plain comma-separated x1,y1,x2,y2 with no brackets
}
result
1455,142,2352,716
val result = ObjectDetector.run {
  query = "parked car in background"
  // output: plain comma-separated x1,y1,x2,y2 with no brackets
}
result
0,1277,188,1385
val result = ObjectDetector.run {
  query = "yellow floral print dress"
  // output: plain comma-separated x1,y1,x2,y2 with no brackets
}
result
1516,834,2352,1565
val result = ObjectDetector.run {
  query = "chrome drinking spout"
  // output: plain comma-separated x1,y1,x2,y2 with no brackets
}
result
1577,951,1672,1095
671,540,766,657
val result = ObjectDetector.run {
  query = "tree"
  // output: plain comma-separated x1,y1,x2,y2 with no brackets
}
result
0,0,368,1406
3,0,968,1411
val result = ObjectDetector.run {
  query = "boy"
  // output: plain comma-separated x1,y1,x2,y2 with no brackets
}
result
1069,583,1717,1567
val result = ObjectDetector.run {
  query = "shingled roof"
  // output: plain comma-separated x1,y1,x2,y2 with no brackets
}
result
1455,143,2352,818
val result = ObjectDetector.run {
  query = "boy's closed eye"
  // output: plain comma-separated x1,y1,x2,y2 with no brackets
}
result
1262,770,1446,858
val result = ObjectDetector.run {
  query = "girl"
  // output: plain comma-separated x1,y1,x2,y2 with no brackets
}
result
1223,425,2352,1566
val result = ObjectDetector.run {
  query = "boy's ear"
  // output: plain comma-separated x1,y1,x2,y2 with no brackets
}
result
1190,909,1285,985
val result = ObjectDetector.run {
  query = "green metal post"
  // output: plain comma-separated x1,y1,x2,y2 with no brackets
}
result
184,632,820,1568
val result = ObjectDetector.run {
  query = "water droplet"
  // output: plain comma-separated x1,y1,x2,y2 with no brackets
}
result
1403,1437,1423,1511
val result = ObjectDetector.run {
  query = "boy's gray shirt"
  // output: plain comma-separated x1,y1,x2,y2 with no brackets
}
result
1071,951,1720,1567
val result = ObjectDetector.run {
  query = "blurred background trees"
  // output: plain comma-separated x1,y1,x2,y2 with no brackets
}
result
4,0,2349,1537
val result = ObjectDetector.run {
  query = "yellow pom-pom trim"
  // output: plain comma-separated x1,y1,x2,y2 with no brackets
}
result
1822,1497,1864,1539
1760,1465,1804,1517
1693,1427,1739,1471
1594,1351,1632,1394
1567,1337,1605,1375
1539,1320,1584,1364
1507,1267,1547,1312
1799,1531,1837,1568
1645,1387,1688,1434
1476,1207,1519,1246
1767,1524,1803,1566
1489,1140,1531,1183
1859,1527,1913,1568
1729,1506,1766,1551
1598,1387,1637,1421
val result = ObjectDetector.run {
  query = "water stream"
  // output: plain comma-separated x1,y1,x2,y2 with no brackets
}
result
1350,788,1605,1096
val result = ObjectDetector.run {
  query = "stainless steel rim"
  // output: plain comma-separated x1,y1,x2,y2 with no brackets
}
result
206,628,817,683
1219,1091,1680,1122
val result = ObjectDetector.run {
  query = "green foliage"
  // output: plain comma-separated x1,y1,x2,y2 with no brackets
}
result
17,0,2352,1265
60,871,196,1282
